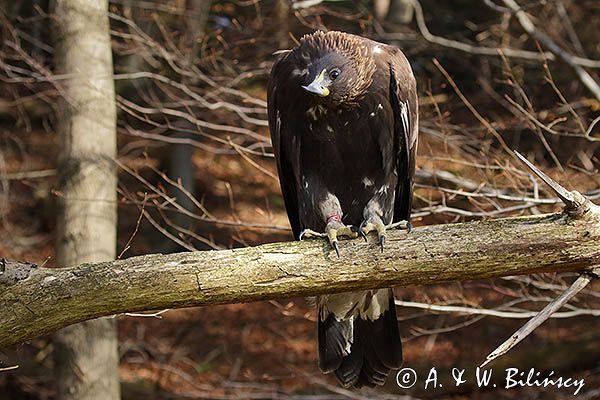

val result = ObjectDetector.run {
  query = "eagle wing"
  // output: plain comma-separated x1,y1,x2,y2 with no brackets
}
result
267,51,303,239
388,51,418,223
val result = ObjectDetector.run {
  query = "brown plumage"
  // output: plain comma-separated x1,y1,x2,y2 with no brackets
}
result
268,31,418,388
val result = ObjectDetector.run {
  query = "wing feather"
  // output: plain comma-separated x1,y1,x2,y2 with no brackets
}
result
268,53,303,238
388,55,418,223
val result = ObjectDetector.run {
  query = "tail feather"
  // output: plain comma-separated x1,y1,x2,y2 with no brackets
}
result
318,314,353,373
360,357,388,386
333,339,363,386
318,289,403,388
371,294,402,369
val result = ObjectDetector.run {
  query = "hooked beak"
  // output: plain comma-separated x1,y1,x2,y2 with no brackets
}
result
302,69,330,97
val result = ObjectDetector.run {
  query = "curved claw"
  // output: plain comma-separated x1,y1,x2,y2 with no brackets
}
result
300,222,357,257
327,229,341,257
358,221,368,243
359,218,411,252
331,240,340,257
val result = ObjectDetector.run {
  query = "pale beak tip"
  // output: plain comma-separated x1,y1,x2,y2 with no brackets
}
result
302,84,329,97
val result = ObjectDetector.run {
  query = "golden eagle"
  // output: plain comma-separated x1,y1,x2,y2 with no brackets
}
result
268,31,418,388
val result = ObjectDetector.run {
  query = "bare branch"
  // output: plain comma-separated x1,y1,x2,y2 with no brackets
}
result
501,0,600,99
481,267,600,367
395,300,600,319
410,0,600,68
410,0,551,62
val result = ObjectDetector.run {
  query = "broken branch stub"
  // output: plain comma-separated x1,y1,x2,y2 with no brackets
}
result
514,151,594,217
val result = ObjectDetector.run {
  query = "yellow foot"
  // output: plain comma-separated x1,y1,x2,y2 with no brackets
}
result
299,221,358,257
360,218,411,252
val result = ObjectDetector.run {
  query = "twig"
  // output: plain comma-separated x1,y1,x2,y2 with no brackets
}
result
501,0,600,100
412,202,538,218
481,267,600,367
410,0,550,62
118,192,147,259
409,315,486,339
0,169,56,180
395,300,600,319
415,168,484,191
410,0,600,67
586,115,600,136
417,184,600,205
228,138,278,180
122,309,170,318
555,1,586,58
483,0,511,13
433,58,514,156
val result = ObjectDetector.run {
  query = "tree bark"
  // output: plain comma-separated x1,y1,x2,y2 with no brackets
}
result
1,207,599,349
52,0,120,399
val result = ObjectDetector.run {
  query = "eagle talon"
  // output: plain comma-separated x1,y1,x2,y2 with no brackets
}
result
332,240,340,257
361,218,410,251
301,222,357,256
325,220,358,256
359,228,368,242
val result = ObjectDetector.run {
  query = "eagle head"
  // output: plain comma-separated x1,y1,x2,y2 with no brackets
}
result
298,31,376,107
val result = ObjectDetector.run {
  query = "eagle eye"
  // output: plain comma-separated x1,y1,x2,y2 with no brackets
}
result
329,69,340,80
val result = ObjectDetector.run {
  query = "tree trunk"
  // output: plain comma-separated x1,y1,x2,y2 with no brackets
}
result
52,0,120,399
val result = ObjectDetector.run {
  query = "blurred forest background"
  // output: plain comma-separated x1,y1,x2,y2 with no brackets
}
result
0,0,599,399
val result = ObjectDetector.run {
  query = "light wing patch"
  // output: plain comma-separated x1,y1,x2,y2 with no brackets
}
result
370,104,383,118
360,290,390,321
400,100,410,137
319,291,390,322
